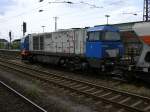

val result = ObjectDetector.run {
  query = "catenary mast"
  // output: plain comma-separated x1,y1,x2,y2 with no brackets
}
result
143,0,150,21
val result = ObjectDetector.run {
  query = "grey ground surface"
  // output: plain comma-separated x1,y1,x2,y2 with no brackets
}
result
0,81,42,112
0,67,99,112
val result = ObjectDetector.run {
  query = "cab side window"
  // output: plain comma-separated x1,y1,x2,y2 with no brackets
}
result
88,32,94,40
145,52,150,62
88,31,102,41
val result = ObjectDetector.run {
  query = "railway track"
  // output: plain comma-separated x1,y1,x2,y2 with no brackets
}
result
0,54,20,60
0,80,47,112
0,59,150,112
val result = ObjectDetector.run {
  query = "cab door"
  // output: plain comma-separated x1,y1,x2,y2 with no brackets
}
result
86,41,102,58
86,31,103,59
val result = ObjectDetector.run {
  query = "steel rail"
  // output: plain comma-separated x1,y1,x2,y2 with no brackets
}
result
0,81,47,112
0,60,149,112
2,58,150,102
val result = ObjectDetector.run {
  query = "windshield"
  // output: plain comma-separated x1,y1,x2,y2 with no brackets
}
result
21,36,29,43
103,32,120,41
21,37,25,43
88,31,120,41
88,31,102,41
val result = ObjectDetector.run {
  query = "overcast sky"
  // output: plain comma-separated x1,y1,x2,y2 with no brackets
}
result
0,0,143,41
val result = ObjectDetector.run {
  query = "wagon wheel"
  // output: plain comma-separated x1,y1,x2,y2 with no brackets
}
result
122,70,136,82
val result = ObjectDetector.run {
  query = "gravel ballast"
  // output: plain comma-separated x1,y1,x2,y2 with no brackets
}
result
0,67,99,112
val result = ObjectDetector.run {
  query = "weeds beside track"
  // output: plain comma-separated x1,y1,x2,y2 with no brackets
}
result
0,59,150,112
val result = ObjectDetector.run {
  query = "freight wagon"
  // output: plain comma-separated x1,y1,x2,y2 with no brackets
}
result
115,22,150,82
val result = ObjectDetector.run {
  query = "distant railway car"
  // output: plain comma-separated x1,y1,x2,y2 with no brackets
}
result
21,25,124,71
133,22,150,72
117,22,150,82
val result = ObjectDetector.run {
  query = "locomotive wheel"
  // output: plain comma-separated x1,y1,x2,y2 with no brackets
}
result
28,56,34,63
58,58,66,67
123,71,135,82
81,62,89,72
67,61,75,71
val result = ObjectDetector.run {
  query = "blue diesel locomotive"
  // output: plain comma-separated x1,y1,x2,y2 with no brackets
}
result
21,25,124,71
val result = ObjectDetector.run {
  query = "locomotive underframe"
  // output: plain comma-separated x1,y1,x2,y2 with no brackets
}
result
22,51,118,72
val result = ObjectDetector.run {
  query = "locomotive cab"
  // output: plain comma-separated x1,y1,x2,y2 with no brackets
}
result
85,25,124,70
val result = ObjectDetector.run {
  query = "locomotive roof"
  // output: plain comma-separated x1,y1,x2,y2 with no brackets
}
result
30,28,85,36
87,25,119,32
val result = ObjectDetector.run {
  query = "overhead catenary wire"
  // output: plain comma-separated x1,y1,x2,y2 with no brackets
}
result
0,0,103,23
0,0,105,35
0,2,49,23
0,0,142,23
0,0,143,40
